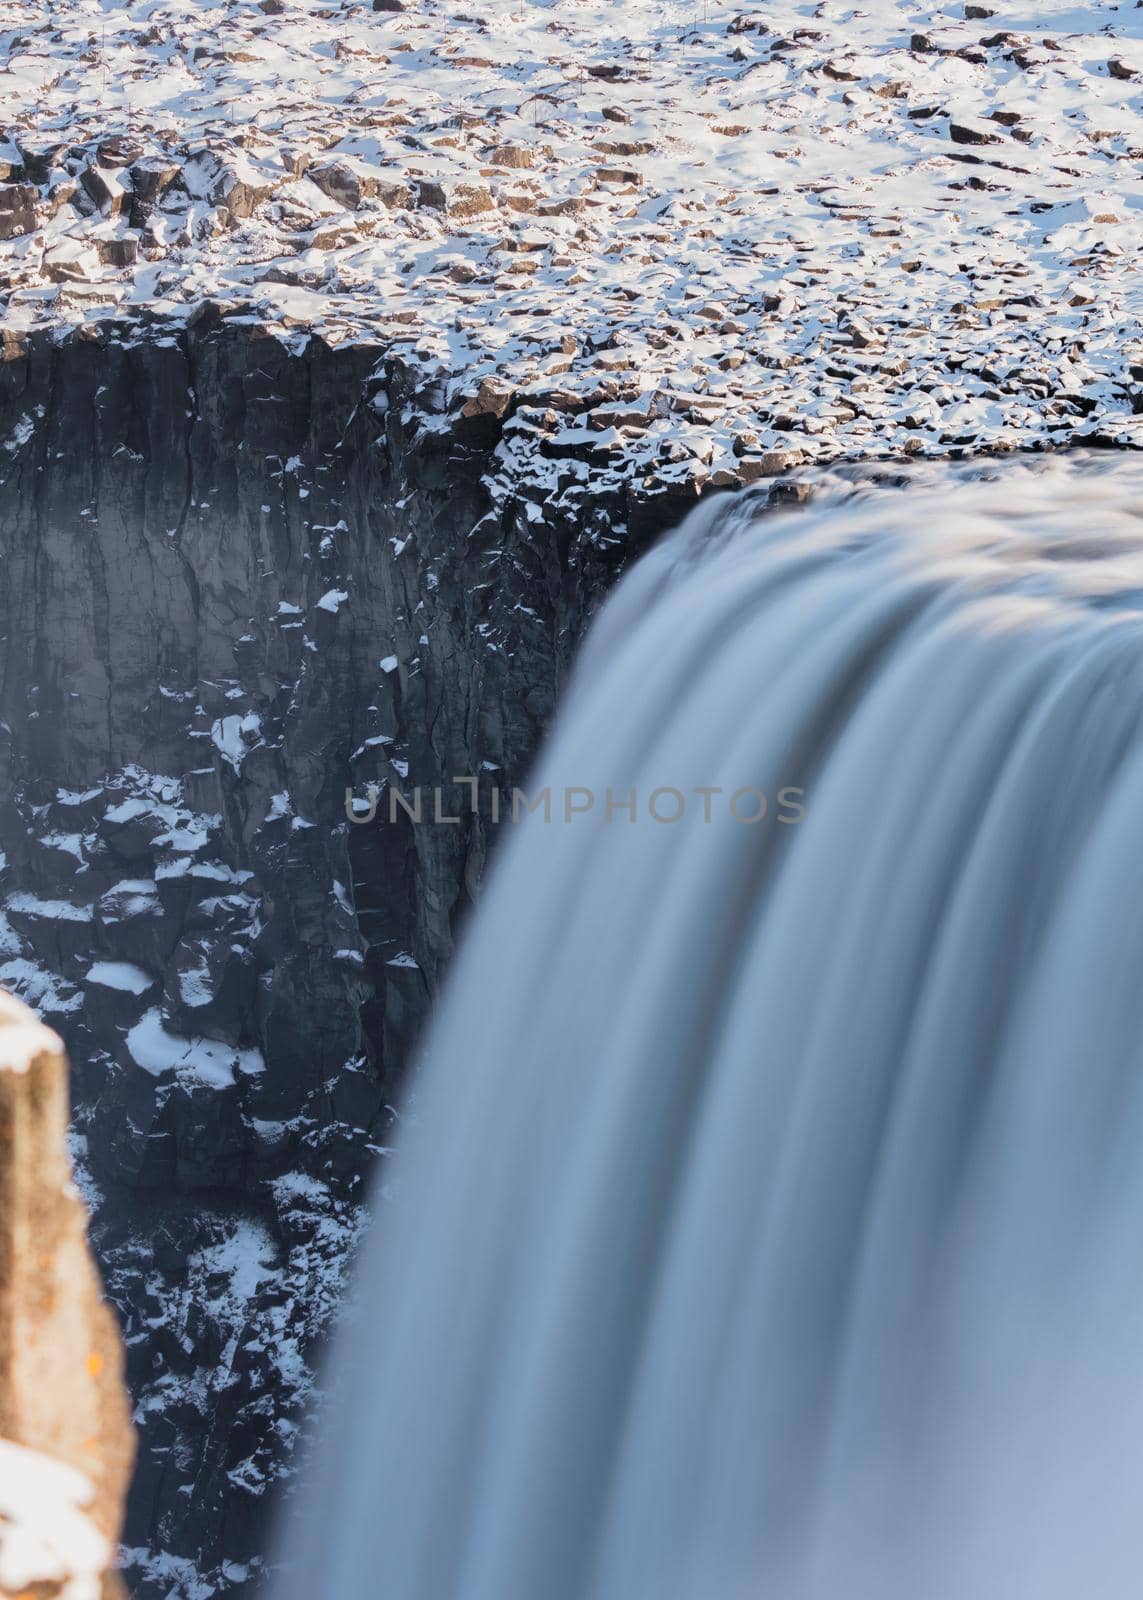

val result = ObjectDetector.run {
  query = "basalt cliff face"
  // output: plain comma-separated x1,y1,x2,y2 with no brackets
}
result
0,317,661,1596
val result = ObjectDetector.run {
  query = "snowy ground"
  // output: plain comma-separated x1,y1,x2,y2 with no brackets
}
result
2,0,1142,483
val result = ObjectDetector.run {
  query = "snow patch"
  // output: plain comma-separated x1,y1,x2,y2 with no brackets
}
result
86,961,154,995
126,1010,265,1088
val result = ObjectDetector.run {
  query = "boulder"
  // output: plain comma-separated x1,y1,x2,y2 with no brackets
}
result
416,179,495,218
457,375,516,421
486,144,534,169
80,163,133,218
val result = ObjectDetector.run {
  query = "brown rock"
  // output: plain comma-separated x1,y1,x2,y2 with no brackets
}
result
1109,57,1138,81
594,139,655,158
537,196,587,217
487,144,533,169
213,164,275,220
0,991,134,1600
416,179,495,218
769,480,813,506
96,136,143,169
457,376,516,421
738,450,801,481
373,178,415,209
308,222,359,250
499,189,538,214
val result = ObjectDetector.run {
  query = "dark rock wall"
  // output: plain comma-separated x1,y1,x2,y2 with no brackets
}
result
0,316,642,1595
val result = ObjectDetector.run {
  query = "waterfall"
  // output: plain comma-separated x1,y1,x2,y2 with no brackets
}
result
274,458,1143,1600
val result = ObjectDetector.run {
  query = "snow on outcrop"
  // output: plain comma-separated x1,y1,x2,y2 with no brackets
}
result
126,1008,265,1087
1,0,1141,478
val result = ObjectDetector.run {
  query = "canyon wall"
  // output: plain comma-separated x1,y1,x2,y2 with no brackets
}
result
0,315,668,1595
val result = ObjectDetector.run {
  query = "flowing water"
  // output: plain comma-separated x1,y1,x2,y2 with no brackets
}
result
275,456,1143,1600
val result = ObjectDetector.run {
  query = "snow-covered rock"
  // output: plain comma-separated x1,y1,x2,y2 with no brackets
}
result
1,0,1140,468
0,991,134,1600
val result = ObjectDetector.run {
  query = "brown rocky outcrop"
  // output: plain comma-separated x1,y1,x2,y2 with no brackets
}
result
0,991,134,1600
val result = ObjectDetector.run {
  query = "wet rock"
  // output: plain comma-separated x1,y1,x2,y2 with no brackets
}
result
769,480,814,506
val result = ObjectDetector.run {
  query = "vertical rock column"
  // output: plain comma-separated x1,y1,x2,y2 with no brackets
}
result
0,990,134,1600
